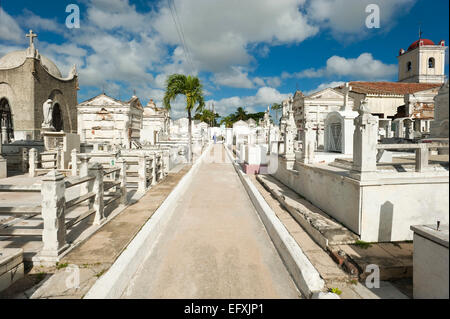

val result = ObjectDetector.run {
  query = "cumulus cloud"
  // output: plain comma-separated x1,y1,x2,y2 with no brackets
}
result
284,53,397,80
303,81,345,96
205,87,290,116
212,67,282,89
0,8,24,43
305,0,416,38
153,0,318,72
0,0,417,119
17,9,63,34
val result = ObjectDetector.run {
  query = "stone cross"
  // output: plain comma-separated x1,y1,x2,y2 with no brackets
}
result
342,82,352,111
26,30,37,48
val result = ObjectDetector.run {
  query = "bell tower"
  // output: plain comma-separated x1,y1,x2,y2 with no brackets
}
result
398,36,447,84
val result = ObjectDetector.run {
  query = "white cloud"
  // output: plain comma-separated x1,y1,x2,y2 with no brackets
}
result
18,9,63,34
212,67,255,89
303,81,345,96
306,0,416,38
212,67,282,89
206,87,290,117
284,53,397,80
0,8,24,43
153,0,318,72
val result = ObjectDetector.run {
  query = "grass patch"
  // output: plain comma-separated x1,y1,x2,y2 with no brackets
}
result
354,240,372,249
350,279,358,285
329,288,342,295
56,262,69,270
95,269,106,278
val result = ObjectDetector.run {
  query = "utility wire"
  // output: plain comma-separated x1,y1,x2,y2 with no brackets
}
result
171,0,195,71
167,0,195,73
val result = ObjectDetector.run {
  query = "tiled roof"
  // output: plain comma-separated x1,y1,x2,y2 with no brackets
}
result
338,82,442,96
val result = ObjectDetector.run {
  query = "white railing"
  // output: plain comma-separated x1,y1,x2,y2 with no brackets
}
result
0,161,127,263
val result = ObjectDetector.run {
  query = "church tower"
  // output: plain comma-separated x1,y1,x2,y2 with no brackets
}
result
398,37,447,84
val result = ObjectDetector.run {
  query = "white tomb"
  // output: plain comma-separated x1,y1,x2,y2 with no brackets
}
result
324,83,358,155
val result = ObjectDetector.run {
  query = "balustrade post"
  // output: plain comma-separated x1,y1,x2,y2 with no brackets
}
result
152,154,157,186
416,144,429,173
21,148,28,173
29,148,37,177
40,170,68,262
117,158,127,205
138,154,147,193
89,162,104,225
71,149,78,176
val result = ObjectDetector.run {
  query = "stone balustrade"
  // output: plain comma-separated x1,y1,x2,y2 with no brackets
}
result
0,161,128,263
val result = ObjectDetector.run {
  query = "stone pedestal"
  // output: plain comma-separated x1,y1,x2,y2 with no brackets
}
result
0,156,7,179
299,121,315,164
351,105,379,180
39,171,69,263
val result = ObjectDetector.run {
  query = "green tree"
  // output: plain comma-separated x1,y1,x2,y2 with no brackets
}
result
194,109,220,127
220,115,235,128
163,74,205,163
234,107,248,121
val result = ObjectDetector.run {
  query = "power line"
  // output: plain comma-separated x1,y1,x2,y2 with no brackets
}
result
171,0,195,71
167,0,195,73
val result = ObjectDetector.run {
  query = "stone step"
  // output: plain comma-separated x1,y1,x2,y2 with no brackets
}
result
255,174,359,249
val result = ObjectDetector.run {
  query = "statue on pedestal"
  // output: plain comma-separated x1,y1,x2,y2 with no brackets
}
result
42,99,54,130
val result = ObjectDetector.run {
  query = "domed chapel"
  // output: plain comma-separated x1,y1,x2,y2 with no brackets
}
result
0,30,78,142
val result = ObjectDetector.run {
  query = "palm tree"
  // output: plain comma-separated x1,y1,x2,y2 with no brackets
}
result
271,103,282,125
234,107,248,121
163,74,205,163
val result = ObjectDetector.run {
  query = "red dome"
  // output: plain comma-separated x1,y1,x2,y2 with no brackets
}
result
408,39,435,51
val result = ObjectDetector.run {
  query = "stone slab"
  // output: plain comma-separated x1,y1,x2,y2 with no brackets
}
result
256,174,359,248
0,249,24,292
410,224,449,248
338,243,413,281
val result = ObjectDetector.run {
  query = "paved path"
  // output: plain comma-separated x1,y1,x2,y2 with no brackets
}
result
122,144,301,299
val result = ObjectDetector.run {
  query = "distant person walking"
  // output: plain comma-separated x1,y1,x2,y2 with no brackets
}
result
213,134,217,144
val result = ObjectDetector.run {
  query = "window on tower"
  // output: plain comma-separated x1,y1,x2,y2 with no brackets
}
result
407,61,412,71
428,58,435,68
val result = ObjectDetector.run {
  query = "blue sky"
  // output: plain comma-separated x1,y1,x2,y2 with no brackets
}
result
0,0,448,119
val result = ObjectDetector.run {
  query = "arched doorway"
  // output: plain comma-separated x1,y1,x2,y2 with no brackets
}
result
52,103,64,132
0,98,14,143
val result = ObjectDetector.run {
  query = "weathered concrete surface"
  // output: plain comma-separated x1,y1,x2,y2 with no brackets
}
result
256,174,359,248
122,144,301,299
250,173,409,299
0,166,190,299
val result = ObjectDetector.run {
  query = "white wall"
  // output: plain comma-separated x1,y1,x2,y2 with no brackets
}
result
273,157,449,242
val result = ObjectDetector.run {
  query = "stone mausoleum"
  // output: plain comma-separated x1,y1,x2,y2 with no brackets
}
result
0,30,78,142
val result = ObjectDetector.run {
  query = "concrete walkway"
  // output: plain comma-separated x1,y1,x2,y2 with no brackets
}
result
122,144,301,299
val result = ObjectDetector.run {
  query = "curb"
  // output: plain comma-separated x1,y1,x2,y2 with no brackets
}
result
84,144,212,299
224,146,327,298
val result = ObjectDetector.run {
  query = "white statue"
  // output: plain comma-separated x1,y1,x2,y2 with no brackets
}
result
358,98,371,115
42,99,54,129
